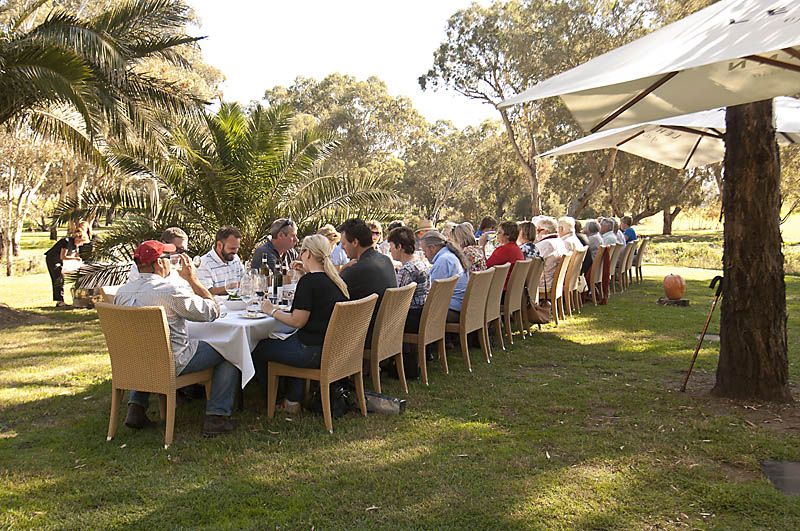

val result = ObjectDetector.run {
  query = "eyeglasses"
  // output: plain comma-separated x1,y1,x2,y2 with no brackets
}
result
279,218,294,230
371,231,381,236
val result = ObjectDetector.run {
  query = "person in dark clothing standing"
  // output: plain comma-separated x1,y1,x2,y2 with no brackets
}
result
339,218,397,340
44,229,88,307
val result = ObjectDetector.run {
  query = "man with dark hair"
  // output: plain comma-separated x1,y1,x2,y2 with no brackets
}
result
251,218,299,271
339,218,397,338
475,216,497,238
127,226,189,284
115,240,238,437
197,225,244,295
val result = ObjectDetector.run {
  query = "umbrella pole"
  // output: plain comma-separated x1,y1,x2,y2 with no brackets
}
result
680,276,723,392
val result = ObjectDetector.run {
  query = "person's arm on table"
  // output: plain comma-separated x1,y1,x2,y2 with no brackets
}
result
260,298,309,329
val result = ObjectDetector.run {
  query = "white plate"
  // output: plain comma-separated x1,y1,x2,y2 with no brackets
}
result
240,312,268,319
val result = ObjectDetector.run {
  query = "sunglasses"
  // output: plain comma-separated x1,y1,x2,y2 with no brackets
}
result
279,218,294,231
371,231,381,236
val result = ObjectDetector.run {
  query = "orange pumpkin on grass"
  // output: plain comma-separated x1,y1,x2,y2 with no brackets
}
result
663,274,686,300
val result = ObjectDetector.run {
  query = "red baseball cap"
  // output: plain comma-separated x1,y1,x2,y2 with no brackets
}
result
133,240,176,265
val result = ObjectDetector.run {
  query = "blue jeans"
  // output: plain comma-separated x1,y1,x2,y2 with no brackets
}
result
252,334,322,402
128,341,238,416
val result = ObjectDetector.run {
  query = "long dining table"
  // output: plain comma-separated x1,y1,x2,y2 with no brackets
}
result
186,306,295,388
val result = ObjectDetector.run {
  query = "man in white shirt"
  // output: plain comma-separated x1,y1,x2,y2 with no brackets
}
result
557,216,586,252
116,240,238,437
127,227,189,286
533,217,569,288
600,218,618,246
197,226,245,295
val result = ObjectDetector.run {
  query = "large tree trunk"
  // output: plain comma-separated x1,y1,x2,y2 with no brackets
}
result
712,100,791,403
661,206,681,235
498,107,540,216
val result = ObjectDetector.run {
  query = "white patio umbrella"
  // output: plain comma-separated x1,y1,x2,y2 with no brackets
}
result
539,97,800,169
499,0,800,133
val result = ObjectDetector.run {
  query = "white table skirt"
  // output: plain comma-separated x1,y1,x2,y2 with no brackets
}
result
187,310,296,388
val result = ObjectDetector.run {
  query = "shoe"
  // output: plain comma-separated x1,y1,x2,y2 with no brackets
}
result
275,399,301,415
55,301,67,308
124,403,154,429
202,415,237,437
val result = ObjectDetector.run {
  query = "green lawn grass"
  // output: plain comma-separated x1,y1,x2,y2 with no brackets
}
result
2,265,800,529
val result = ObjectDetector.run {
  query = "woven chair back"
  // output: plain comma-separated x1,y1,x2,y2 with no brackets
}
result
608,243,624,274
321,294,378,382
565,248,587,294
620,241,636,274
525,257,545,305
553,253,572,298
504,259,531,315
459,269,494,333
95,302,176,394
632,237,648,267
485,264,511,322
370,283,416,361
590,245,609,286
419,275,458,342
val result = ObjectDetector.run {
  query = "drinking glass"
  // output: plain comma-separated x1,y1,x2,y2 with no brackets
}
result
239,272,254,306
225,275,239,298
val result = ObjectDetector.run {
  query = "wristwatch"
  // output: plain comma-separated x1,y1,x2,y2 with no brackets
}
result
270,308,278,317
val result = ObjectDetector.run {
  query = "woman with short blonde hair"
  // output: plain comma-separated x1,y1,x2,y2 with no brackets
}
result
452,222,486,272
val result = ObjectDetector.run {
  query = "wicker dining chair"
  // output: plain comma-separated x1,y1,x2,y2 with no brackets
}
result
96,302,213,449
563,248,587,316
403,275,458,386
522,257,546,332
502,259,532,344
588,245,609,305
484,264,510,354
617,242,636,292
363,283,416,394
622,240,639,289
267,294,378,434
445,269,494,371
539,253,571,325
607,244,625,294
633,237,649,283
100,285,121,304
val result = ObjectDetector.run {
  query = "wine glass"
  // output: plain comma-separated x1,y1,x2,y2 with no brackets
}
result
225,274,239,298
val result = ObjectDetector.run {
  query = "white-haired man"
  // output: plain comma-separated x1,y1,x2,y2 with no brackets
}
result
533,216,568,289
557,216,585,252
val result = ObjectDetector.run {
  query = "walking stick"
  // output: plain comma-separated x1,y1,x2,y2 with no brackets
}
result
680,276,723,392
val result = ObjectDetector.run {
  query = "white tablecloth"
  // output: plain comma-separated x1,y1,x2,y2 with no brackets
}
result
187,310,295,388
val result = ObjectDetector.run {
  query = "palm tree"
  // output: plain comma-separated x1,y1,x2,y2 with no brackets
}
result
0,0,203,162
55,102,401,287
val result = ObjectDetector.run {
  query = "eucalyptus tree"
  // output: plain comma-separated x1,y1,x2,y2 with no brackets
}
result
55,103,400,286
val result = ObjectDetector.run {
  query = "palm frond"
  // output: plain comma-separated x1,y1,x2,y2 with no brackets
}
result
67,261,132,289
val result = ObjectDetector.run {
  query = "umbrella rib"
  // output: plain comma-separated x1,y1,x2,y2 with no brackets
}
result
683,135,703,170
590,71,679,133
661,125,724,139
745,54,800,74
783,48,800,61
616,129,646,147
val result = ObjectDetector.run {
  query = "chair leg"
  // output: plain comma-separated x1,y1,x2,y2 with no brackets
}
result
560,297,567,320
106,387,123,442
479,326,490,363
371,357,381,394
320,381,333,434
267,369,279,418
459,331,472,372
395,353,408,394
494,319,505,351
354,372,368,417
484,326,493,358
164,392,176,449
418,341,429,385
437,339,448,375
515,310,525,339
158,394,167,420
504,312,513,345
565,292,572,317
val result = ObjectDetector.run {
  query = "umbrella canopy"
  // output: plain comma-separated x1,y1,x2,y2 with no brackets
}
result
540,97,800,169
498,0,800,133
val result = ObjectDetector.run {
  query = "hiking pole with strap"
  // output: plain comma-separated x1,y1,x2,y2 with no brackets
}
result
680,276,723,392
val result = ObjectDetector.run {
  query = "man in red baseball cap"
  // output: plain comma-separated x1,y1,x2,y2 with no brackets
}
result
115,240,239,437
